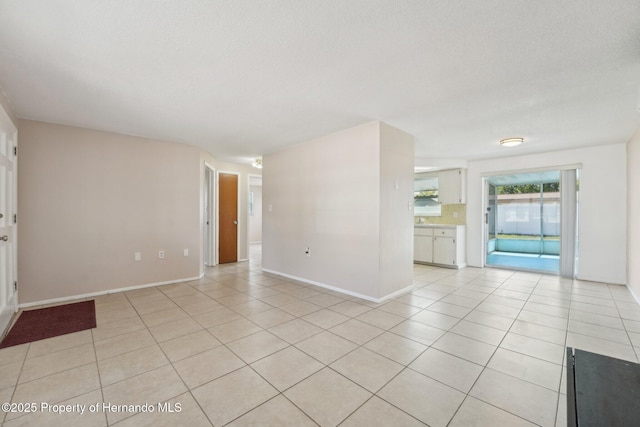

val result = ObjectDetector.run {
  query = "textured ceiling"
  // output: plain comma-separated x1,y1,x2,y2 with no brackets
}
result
0,1,639,166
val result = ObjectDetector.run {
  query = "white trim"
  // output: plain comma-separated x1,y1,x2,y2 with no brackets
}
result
413,261,467,269
0,295,16,337
261,268,414,303
18,274,204,309
203,162,216,271
479,163,583,178
377,284,416,303
627,284,640,308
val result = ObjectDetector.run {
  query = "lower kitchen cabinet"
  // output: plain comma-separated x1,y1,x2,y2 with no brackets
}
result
413,228,434,263
414,225,466,269
433,235,456,265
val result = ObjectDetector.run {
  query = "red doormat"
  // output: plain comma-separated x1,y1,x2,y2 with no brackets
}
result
0,300,96,349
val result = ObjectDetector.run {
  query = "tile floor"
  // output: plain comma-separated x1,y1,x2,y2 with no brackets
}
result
2,245,640,426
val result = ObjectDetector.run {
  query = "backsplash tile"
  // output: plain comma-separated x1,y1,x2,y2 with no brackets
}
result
415,204,466,225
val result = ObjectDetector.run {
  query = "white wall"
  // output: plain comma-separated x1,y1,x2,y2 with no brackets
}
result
379,122,415,296
467,144,627,284
263,121,414,301
627,125,640,298
19,120,203,303
17,121,259,304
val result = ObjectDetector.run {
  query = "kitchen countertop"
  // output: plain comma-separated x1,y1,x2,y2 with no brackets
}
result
415,224,464,228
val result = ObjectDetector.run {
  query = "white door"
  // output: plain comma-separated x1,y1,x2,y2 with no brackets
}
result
0,107,17,335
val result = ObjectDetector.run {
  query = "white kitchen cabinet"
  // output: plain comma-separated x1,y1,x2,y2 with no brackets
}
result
413,227,434,263
414,225,466,268
433,236,456,265
437,169,466,204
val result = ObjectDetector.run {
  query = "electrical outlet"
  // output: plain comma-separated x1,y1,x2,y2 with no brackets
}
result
159,250,165,259
134,252,141,261
184,248,189,256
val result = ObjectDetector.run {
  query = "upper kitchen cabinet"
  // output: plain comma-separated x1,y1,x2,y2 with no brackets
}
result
438,169,466,204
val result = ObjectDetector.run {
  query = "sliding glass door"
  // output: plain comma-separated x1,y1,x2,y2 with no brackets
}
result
486,182,497,255
485,171,565,274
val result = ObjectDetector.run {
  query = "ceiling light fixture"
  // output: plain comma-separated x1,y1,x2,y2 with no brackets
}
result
251,159,263,169
499,137,524,147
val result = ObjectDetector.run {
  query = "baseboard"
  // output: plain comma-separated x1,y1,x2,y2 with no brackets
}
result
413,261,467,270
261,268,413,303
378,284,416,303
19,274,204,309
627,283,640,308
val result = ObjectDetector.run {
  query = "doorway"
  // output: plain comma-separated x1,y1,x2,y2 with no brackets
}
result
218,172,239,264
203,164,215,267
0,107,17,335
248,175,262,263
484,170,577,275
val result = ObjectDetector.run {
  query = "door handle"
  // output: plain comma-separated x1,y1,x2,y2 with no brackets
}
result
485,213,488,224
233,220,238,225
0,235,8,241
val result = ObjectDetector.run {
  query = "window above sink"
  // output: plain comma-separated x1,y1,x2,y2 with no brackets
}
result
414,175,441,217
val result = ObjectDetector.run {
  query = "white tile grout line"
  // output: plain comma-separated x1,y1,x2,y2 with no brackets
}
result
2,263,638,426
606,284,640,363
